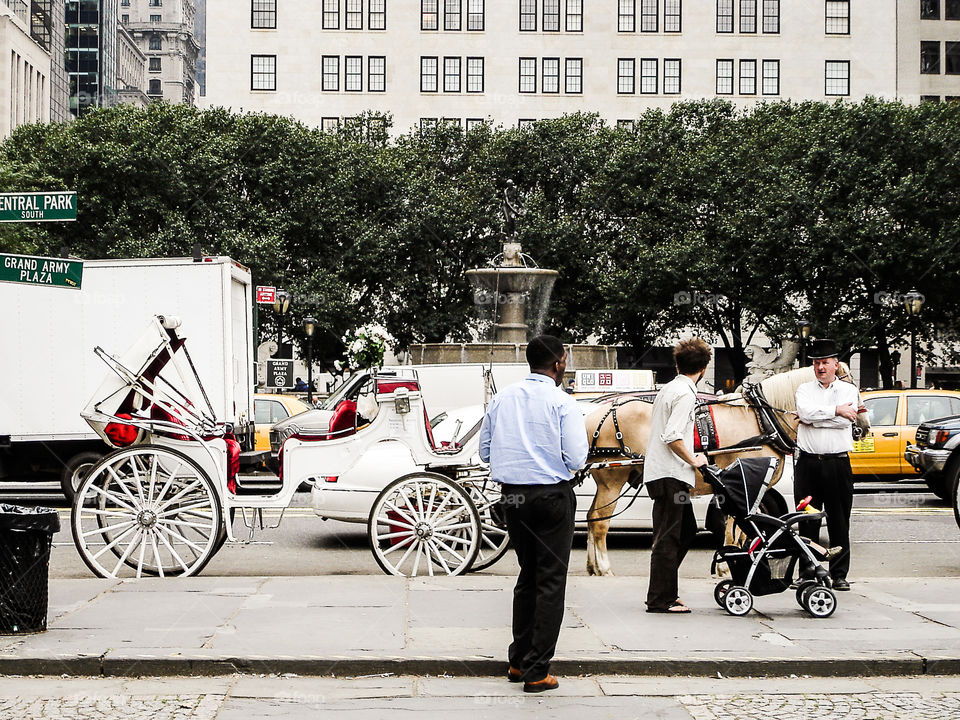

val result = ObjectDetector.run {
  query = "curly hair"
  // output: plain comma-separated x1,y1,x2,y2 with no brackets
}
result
674,338,712,375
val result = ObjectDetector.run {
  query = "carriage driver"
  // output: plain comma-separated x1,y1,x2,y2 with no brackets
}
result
794,338,866,592
479,335,588,693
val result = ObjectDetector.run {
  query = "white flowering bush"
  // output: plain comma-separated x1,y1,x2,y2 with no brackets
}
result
342,323,394,370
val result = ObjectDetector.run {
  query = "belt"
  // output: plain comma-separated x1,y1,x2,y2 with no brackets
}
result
798,450,849,460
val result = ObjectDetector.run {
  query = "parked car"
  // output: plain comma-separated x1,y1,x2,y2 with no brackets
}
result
254,394,311,453
905,414,960,500
853,389,960,487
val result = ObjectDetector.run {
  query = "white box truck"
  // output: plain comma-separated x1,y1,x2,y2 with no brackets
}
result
0,255,256,499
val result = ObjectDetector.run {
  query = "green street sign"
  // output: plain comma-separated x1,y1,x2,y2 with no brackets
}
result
0,191,77,222
0,253,83,289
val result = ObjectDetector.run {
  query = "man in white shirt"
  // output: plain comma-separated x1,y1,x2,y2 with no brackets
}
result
794,338,865,591
645,338,711,614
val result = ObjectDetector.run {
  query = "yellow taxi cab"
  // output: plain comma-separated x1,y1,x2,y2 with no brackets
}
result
254,393,311,453
852,389,960,479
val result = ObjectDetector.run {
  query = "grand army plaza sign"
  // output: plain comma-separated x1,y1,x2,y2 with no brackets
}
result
0,191,77,222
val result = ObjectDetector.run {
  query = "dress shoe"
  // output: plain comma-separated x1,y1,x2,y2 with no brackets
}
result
507,666,523,683
523,675,559,693
833,578,850,591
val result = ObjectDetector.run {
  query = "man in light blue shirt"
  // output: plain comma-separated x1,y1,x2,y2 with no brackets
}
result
478,335,588,693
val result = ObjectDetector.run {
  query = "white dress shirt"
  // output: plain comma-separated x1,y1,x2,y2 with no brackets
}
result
795,378,861,454
644,374,698,488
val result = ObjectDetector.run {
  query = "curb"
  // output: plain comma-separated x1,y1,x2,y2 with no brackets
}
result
0,654,945,678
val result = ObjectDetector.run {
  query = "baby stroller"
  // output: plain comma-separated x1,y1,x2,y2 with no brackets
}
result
702,458,839,618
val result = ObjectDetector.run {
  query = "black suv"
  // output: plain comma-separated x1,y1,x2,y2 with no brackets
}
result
905,415,960,522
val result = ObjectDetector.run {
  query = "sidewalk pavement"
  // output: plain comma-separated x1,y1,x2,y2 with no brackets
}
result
2,575,959,678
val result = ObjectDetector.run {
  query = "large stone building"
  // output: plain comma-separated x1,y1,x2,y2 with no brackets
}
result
116,21,147,105
202,0,960,133
1,0,53,137
120,0,199,104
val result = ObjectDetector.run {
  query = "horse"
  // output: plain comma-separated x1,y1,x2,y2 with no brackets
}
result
582,364,869,577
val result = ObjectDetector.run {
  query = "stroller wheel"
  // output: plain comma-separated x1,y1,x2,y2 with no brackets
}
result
795,580,818,608
804,586,838,618
714,579,734,607
724,586,753,616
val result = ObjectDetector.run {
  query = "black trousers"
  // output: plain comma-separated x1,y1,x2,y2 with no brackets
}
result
501,481,576,682
793,453,854,581
646,477,698,610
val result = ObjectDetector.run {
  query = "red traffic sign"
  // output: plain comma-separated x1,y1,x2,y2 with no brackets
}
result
256,286,276,304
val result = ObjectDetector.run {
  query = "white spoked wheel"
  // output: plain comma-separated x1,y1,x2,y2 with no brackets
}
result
71,445,223,579
368,472,480,577
723,586,754,616
804,586,838,618
461,478,510,573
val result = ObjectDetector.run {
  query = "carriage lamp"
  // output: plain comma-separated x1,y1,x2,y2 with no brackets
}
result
393,386,412,415
903,290,925,388
303,316,317,405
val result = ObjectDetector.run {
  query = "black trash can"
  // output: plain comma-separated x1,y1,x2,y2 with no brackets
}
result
0,504,61,634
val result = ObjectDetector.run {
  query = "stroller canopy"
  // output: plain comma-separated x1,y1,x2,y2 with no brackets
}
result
704,457,779,521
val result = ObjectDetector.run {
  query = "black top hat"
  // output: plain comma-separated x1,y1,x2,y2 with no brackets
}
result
808,338,839,360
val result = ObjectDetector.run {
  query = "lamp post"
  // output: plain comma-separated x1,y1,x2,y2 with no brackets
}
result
903,289,925,389
303,316,317,405
273,290,291,359
798,318,812,367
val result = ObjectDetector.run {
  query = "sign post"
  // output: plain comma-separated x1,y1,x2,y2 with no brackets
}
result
0,192,77,222
266,359,295,389
0,253,83,289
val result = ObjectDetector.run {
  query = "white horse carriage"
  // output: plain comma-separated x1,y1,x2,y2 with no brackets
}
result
71,315,508,579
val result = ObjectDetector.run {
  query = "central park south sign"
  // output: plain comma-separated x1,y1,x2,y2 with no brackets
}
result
0,191,77,222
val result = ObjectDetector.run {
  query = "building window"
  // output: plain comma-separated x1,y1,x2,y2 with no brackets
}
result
825,1,849,34
616,119,635,131
518,119,536,129
542,57,560,92
149,79,162,94
565,57,582,92
322,55,340,90
251,54,276,90
443,56,461,91
421,56,438,91
422,0,438,29
825,60,849,95
641,0,658,31
640,58,657,93
369,0,386,29
618,58,635,94
322,117,340,132
920,95,940,102
149,0,161,5
368,56,386,90
921,41,941,74
442,117,462,128
947,0,960,19
717,0,733,32
149,34,162,50
323,0,340,28
922,0,940,18
445,0,461,29
252,0,276,29
739,59,756,93
663,58,681,93
566,0,582,30
762,58,779,94
762,0,778,32
740,0,756,32
345,55,362,90
467,56,484,91
519,57,537,91
520,0,536,30
150,14,161,21
947,42,960,73
149,56,162,71
716,58,733,93
467,0,484,29
420,118,438,131
619,0,635,31
466,118,485,131
121,0,129,5
543,0,560,30
346,0,363,28
664,0,681,31
121,13,129,21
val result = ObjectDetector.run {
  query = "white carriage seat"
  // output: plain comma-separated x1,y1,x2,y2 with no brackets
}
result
375,378,463,455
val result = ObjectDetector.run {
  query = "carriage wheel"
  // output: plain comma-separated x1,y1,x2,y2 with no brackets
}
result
71,445,223,579
368,472,480,577
460,479,510,572
723,586,753,616
804,586,837,618
713,579,733,607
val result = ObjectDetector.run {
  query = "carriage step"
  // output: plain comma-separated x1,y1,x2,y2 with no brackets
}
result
232,477,283,494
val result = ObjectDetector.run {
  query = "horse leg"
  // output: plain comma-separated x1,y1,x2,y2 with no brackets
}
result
586,469,625,577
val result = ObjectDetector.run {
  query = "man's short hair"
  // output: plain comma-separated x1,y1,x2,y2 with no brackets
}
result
526,335,565,369
674,338,712,375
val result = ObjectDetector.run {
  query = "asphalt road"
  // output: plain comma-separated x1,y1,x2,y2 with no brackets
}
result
18,479,957,580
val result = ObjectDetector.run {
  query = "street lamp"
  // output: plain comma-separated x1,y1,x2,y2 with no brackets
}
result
903,289,925,389
890,349,902,387
273,290,291,358
303,316,317,405
798,318,812,367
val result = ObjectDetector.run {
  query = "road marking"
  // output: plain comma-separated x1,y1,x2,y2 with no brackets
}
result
852,508,952,515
